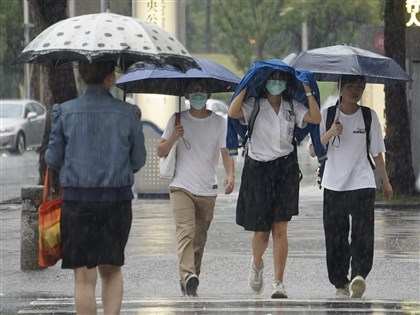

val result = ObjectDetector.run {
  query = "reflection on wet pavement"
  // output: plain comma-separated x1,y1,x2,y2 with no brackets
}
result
126,194,420,261
19,297,420,314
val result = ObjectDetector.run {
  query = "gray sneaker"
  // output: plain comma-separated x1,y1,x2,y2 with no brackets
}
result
336,284,350,298
248,257,264,294
350,276,366,298
271,281,288,299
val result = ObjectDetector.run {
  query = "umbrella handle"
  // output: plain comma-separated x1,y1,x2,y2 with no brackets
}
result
175,96,181,126
175,112,180,126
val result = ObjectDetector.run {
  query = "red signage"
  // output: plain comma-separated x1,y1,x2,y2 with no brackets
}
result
374,33,384,54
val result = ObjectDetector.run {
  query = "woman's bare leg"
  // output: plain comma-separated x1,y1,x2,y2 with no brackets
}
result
98,265,123,315
74,267,98,315
252,231,270,267
272,221,289,282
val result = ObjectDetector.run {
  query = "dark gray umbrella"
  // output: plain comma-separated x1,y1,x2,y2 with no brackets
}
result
284,45,412,84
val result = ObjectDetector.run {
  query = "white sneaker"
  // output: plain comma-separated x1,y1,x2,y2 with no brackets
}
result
336,284,350,298
248,257,264,294
350,275,366,298
271,281,288,299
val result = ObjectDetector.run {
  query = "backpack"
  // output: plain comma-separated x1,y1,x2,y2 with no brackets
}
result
315,105,375,189
245,98,303,181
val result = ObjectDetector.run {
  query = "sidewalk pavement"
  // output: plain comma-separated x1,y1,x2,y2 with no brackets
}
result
1,147,419,314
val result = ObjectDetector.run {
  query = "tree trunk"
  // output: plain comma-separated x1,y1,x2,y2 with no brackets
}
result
384,0,416,196
29,0,78,186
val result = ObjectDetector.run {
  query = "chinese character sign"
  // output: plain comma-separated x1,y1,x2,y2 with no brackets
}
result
135,0,176,30
406,0,420,26
147,0,158,24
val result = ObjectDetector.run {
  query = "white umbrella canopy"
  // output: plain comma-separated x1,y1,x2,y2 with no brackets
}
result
14,11,195,71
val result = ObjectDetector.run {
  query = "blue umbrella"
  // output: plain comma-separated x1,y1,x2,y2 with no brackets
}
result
116,57,241,95
283,44,412,84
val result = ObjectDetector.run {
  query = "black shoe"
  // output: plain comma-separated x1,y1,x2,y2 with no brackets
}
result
185,274,199,297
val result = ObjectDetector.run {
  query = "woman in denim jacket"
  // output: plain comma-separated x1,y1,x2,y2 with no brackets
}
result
46,60,146,315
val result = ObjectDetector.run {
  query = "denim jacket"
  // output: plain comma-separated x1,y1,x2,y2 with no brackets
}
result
45,86,146,200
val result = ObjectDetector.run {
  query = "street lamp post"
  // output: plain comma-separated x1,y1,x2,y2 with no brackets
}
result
302,20,308,51
23,0,32,99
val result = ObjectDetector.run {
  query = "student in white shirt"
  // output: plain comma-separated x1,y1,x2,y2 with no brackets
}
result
229,70,321,299
319,75,393,299
157,80,234,297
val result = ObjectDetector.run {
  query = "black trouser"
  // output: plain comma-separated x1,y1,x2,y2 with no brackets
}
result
323,188,375,288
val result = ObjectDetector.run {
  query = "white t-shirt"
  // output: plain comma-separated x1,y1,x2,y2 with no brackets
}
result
241,97,308,162
320,106,386,191
161,110,226,196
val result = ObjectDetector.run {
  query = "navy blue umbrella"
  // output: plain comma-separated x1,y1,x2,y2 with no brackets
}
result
283,45,412,84
116,57,241,96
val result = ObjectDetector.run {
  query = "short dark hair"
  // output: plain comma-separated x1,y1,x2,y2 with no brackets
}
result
185,79,207,94
78,61,116,84
339,75,366,88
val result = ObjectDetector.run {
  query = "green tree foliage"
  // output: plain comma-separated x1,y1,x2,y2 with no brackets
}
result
187,0,383,72
186,0,208,52
0,0,23,98
212,0,291,71
296,0,383,49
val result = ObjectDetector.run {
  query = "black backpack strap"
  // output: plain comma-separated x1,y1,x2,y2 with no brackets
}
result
289,99,295,116
247,98,260,140
361,106,375,170
316,105,337,188
325,105,337,150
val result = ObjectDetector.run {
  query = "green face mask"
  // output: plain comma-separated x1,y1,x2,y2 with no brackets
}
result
189,92,207,109
266,80,287,96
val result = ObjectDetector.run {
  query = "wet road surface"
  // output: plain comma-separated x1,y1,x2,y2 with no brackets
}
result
1,144,419,314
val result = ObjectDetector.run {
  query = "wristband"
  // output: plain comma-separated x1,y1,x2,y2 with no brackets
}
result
306,91,314,97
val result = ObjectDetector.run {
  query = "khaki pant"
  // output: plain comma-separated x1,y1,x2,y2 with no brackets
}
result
170,188,216,283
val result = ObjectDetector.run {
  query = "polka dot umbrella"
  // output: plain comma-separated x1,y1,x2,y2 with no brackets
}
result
14,11,196,71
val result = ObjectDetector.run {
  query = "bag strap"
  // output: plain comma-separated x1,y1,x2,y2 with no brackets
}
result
247,98,260,140
288,99,295,117
361,106,375,170
325,105,337,150
42,168,53,203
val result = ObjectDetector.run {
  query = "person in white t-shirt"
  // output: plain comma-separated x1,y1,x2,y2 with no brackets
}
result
157,80,234,297
229,70,321,299
319,75,393,299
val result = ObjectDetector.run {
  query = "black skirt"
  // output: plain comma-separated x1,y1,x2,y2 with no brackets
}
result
60,200,132,269
236,154,300,231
